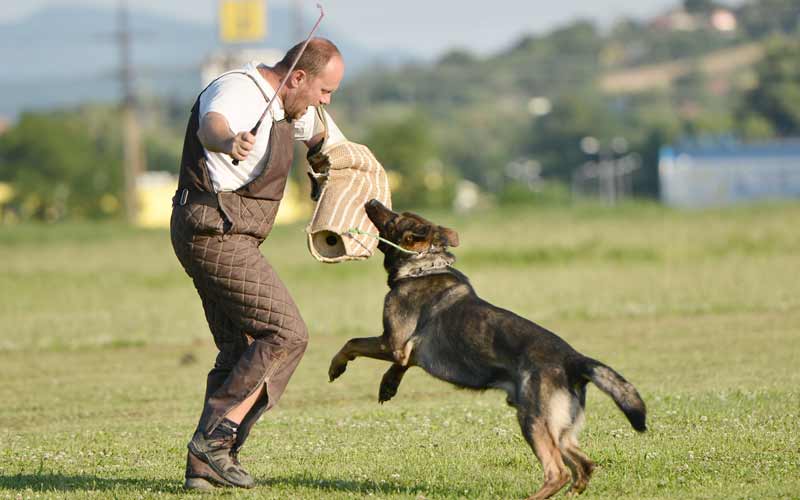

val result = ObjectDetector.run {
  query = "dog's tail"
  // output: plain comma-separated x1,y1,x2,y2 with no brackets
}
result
580,357,647,432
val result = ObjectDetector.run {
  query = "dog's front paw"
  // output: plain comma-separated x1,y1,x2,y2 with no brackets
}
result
378,382,398,404
328,353,350,382
378,375,400,404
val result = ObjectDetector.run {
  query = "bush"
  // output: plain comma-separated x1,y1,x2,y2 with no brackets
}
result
0,112,124,221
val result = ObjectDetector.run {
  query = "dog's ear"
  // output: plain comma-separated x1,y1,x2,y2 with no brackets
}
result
438,226,459,247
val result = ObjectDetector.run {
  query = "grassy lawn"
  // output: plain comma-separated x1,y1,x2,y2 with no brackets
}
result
1,201,798,499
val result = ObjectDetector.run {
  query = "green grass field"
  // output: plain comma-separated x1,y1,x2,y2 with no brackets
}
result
1,201,798,499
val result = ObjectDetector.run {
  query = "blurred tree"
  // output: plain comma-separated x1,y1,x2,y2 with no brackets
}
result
740,37,800,136
139,95,190,174
364,112,456,208
438,106,529,192
437,48,477,66
684,0,717,14
736,0,800,38
144,136,181,175
0,112,123,221
738,114,776,139
521,93,624,181
635,129,669,197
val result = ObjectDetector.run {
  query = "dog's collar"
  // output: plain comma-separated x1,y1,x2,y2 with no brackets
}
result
392,252,455,281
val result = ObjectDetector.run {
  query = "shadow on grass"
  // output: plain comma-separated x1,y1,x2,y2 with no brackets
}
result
263,474,459,497
1,472,469,497
0,473,182,494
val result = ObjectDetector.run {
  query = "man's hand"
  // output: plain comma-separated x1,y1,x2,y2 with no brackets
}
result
198,112,256,163
228,131,256,161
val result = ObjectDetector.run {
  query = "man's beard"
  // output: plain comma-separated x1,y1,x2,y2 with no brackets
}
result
285,91,310,121
286,103,309,121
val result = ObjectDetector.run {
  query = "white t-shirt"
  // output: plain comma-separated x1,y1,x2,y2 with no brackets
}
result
198,62,318,192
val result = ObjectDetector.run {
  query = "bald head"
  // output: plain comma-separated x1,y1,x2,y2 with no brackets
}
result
275,37,342,77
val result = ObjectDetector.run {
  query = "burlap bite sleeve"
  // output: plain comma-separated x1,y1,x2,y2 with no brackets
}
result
305,141,392,263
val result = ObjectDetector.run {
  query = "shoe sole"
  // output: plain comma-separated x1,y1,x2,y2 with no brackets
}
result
184,477,218,492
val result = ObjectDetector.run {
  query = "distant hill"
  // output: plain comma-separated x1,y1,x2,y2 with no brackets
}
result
600,42,765,94
325,0,800,195
0,5,412,119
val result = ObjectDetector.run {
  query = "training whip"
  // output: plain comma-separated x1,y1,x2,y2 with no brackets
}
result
232,2,326,165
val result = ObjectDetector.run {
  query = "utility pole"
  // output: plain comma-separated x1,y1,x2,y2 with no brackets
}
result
117,0,145,223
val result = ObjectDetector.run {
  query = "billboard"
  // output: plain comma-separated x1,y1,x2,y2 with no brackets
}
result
219,0,267,43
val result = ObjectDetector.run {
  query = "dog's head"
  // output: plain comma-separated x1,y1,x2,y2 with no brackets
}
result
365,199,459,257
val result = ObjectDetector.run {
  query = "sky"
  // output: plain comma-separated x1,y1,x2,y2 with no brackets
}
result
0,0,744,57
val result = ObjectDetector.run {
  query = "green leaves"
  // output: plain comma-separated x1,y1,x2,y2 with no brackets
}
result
742,37,800,137
0,111,124,220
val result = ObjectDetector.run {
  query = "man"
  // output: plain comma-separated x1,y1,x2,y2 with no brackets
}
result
170,38,346,491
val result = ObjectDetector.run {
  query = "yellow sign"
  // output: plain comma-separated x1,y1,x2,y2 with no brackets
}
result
219,0,267,43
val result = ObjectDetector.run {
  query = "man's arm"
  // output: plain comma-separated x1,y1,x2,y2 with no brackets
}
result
198,111,255,162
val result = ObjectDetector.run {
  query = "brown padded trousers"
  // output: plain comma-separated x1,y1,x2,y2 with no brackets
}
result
170,192,308,452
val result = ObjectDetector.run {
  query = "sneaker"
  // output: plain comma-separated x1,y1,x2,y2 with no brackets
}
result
188,426,255,489
184,450,234,490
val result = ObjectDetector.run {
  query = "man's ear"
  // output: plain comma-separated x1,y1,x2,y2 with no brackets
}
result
289,69,306,88
438,227,459,247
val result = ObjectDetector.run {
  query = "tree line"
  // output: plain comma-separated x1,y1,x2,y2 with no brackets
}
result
1,0,798,220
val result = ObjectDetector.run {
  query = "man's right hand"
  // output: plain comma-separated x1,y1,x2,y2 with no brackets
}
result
198,112,257,163
228,131,256,161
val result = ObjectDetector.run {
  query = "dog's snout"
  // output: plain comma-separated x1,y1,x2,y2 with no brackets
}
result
365,199,396,230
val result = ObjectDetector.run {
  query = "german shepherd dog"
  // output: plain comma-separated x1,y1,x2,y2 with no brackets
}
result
328,200,647,500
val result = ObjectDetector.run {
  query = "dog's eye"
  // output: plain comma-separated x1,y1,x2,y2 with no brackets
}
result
412,230,428,239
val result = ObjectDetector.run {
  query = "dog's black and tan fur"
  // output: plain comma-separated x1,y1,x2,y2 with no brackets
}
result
329,200,647,500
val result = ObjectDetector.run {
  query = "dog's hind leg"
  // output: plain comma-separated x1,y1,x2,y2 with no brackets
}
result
517,411,571,500
328,336,394,382
544,389,590,495
516,379,571,500
561,433,595,496
378,364,409,403
556,390,595,495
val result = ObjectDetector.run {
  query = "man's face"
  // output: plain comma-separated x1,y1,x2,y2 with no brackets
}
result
285,55,344,120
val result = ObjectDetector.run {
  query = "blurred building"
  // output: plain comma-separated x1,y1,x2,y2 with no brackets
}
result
650,8,699,31
710,9,737,32
659,141,800,207
200,48,282,87
650,7,737,33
